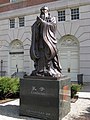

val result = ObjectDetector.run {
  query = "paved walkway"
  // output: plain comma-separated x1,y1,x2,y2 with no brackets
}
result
62,83,90,120
0,83,90,120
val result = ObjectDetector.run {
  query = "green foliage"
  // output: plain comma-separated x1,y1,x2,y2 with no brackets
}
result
0,77,20,99
71,84,81,98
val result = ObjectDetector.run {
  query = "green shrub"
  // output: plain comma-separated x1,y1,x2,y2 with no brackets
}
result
71,84,81,98
0,77,20,99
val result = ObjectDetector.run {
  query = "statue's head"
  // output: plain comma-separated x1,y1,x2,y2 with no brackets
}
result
40,6,49,18
40,6,49,11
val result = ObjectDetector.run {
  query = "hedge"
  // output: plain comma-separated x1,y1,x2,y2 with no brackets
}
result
0,77,20,99
71,84,81,98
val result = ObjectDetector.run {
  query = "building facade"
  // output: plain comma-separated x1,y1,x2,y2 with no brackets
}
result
0,0,90,82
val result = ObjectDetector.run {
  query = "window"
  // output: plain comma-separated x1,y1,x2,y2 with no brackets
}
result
10,0,23,2
19,17,25,27
71,8,79,20
10,0,17,2
58,10,65,21
10,18,15,28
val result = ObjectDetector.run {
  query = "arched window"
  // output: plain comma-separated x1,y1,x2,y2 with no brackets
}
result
57,35,79,81
9,39,24,75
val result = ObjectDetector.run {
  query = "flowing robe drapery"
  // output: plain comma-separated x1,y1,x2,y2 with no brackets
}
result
30,16,61,76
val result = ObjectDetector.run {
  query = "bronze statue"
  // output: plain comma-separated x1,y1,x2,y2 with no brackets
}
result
30,6,62,77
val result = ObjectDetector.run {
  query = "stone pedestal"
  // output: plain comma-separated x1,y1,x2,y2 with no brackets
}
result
20,76,71,120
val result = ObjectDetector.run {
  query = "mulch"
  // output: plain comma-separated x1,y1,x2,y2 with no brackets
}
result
71,96,78,103
0,99,14,104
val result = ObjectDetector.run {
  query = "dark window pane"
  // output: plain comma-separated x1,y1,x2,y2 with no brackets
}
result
10,19,15,28
58,10,65,22
71,8,79,20
19,17,25,27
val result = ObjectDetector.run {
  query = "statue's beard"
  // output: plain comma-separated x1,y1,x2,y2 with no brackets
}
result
44,13,48,18
40,12,49,19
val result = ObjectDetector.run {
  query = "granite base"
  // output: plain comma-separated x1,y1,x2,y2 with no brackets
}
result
20,76,71,120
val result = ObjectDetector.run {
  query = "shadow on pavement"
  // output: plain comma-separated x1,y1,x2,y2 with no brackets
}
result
70,106,90,120
79,97,90,100
0,105,39,120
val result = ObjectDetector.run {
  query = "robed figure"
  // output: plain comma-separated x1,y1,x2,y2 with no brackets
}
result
30,6,62,77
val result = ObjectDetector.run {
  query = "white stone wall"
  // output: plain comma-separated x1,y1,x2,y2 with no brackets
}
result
0,0,90,82
79,5,90,82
